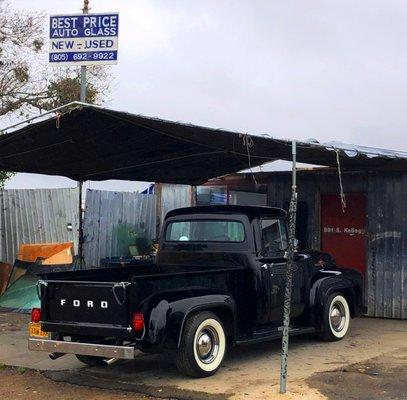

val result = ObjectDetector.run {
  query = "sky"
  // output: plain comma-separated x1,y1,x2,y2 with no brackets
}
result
3,0,407,191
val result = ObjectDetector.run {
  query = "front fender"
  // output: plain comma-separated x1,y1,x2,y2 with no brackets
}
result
147,294,236,350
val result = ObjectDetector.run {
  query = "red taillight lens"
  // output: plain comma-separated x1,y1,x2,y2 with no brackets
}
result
132,313,144,331
31,308,41,323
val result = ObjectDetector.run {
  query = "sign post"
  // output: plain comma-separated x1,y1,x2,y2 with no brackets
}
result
80,0,89,102
49,2,119,269
77,2,88,269
279,140,298,394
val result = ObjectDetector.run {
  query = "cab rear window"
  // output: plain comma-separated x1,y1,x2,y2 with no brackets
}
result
165,220,245,242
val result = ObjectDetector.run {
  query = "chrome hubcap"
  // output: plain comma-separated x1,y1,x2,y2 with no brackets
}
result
196,326,219,364
330,302,346,332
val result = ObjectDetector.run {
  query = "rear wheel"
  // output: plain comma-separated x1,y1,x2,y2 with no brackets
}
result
175,311,226,378
320,293,350,341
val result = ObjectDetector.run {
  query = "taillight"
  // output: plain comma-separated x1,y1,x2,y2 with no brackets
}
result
31,308,41,323
132,313,144,331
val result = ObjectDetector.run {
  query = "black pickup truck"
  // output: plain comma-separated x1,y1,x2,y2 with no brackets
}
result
29,205,364,377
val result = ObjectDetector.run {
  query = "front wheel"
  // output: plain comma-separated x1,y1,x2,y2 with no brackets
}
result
175,311,226,378
320,293,351,341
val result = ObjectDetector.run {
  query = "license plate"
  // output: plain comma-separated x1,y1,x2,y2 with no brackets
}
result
29,322,49,338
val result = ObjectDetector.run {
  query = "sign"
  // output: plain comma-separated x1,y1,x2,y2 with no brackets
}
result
49,13,119,66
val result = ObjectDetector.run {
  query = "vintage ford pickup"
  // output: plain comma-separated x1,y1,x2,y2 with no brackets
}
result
28,205,364,377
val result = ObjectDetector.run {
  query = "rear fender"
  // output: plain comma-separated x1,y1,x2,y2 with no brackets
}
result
147,294,236,350
310,272,359,325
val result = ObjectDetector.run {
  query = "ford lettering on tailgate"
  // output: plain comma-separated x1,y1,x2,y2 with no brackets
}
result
47,282,128,325
60,299,109,308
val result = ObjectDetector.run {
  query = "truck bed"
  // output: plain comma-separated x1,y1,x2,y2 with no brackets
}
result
39,263,248,339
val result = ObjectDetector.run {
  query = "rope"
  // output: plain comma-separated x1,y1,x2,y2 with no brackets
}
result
241,133,258,185
55,112,61,129
335,149,347,212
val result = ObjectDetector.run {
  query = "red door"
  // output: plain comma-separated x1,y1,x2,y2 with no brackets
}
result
320,193,367,275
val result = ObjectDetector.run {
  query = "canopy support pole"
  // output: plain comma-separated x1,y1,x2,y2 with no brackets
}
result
77,181,84,269
279,140,298,394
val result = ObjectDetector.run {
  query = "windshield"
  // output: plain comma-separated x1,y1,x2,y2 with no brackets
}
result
165,220,245,242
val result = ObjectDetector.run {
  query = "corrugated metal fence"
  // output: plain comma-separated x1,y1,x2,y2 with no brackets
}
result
0,188,79,264
158,183,194,223
0,185,193,268
83,189,156,267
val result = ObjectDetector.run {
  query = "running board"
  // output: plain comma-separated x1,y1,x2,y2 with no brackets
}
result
236,326,316,345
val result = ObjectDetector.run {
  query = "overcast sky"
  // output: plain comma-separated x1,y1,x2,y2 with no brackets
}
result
4,0,407,190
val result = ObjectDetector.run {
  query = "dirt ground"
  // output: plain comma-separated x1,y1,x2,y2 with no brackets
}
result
1,350,406,400
0,312,406,399
307,350,407,400
0,367,156,400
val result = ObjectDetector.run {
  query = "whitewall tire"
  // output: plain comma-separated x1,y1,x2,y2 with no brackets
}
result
321,293,351,341
175,311,226,377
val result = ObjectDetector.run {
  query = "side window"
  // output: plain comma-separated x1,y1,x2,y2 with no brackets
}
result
261,219,288,255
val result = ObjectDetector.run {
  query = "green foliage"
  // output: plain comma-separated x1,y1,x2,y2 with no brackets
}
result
16,366,27,374
39,67,109,111
135,236,153,255
0,170,13,188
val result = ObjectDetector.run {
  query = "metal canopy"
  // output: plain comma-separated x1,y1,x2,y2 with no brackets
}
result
0,102,406,184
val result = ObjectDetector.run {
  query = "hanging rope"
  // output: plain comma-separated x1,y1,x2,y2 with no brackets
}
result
335,149,347,212
55,112,61,129
241,133,258,185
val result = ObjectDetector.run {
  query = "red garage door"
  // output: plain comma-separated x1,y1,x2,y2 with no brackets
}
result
321,193,367,275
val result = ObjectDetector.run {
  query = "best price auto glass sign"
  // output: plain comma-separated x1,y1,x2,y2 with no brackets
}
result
49,13,119,65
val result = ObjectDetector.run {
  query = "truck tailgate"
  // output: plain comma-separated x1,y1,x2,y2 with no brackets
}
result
41,280,131,326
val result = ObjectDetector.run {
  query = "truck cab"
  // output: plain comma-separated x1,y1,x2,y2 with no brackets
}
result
29,205,364,378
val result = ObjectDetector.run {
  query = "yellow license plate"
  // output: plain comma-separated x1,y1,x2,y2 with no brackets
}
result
29,322,49,338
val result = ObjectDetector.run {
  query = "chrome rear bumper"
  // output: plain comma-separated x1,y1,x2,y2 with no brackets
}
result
28,338,135,359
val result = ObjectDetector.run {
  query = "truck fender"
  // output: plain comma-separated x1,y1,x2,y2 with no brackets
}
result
147,294,236,350
310,273,357,324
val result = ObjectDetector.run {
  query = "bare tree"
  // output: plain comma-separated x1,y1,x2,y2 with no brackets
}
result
0,0,46,116
0,0,111,117
0,1,111,186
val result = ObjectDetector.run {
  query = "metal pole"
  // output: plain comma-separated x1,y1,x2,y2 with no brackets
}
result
77,0,89,268
80,66,87,102
80,0,89,102
78,181,84,269
279,140,298,394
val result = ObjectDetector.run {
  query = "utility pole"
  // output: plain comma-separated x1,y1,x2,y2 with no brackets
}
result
279,140,298,394
77,0,89,269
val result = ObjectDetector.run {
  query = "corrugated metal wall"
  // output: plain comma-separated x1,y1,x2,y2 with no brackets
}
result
83,189,156,267
267,170,407,319
366,173,406,319
0,188,79,264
